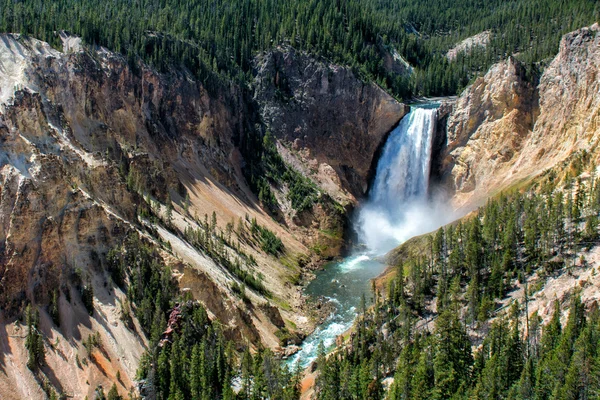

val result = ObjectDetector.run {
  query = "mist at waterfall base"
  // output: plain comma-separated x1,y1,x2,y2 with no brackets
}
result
288,106,454,369
357,106,454,254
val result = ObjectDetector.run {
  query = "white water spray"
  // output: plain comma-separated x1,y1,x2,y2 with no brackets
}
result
357,107,446,254
289,106,453,368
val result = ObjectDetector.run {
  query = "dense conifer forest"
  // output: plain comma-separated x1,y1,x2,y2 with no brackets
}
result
0,0,598,98
315,153,600,399
8,1,600,398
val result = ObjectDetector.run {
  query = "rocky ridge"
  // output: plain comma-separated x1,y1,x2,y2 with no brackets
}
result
254,47,408,204
438,23,600,211
0,32,408,398
446,31,491,61
404,23,600,333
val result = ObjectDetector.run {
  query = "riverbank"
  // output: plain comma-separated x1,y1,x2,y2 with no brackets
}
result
285,254,388,367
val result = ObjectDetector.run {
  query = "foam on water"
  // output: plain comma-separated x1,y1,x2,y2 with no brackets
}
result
338,254,371,273
288,318,354,366
288,106,453,369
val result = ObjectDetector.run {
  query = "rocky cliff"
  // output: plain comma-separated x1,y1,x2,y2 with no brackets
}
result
0,33,277,399
436,57,538,208
438,24,600,210
254,47,408,204
0,31,409,398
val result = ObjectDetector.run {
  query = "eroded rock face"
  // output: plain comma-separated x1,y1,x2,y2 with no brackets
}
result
0,34,296,399
254,47,408,204
439,24,600,209
440,57,537,207
527,23,600,167
0,33,246,311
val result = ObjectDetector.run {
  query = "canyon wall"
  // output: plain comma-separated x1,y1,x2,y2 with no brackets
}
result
438,23,600,210
0,33,407,398
254,47,408,204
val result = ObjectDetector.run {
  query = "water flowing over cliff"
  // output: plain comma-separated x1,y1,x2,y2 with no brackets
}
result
287,106,441,368
358,107,438,253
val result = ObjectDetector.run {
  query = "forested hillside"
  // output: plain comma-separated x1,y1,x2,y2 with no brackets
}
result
0,0,598,98
315,154,600,399
105,235,300,400
1,1,600,399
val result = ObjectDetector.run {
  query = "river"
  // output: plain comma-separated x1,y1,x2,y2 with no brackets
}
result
287,255,386,367
288,105,441,368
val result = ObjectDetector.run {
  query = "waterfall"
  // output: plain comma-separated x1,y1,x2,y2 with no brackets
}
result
357,107,438,253
288,106,444,368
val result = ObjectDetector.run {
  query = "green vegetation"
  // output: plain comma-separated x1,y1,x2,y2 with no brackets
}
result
24,304,45,370
70,266,96,315
107,234,178,336
107,384,122,400
83,332,103,357
365,0,600,96
136,302,238,399
250,216,284,256
48,289,60,327
1,0,598,101
7,1,600,397
249,131,319,215
314,156,600,399
80,279,94,315
237,346,301,400
182,213,271,296
105,233,298,399
3,0,595,227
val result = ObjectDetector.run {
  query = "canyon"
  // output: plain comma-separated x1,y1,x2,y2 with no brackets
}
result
0,32,403,398
0,20,599,399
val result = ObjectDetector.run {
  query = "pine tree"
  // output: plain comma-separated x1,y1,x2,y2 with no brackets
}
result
165,193,173,224
107,384,121,400
411,349,434,400
432,309,472,399
81,278,94,315
25,305,45,370
49,290,60,327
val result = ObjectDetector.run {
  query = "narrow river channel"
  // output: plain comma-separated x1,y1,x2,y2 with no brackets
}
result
288,255,386,367
289,105,441,368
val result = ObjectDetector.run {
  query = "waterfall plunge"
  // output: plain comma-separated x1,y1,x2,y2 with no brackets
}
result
288,106,451,368
357,107,444,254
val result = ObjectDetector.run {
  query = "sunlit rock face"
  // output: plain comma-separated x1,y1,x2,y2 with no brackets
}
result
438,24,600,210
0,33,285,399
0,32,248,311
254,47,408,204
439,57,538,208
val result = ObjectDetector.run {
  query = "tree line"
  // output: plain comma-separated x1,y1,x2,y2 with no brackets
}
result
314,152,600,399
0,0,598,99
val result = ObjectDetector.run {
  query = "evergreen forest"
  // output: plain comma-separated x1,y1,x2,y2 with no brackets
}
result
0,0,598,98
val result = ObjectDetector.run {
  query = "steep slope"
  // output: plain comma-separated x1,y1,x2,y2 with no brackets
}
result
0,32,288,399
438,23,600,210
254,47,408,204
0,31,409,398
332,163,600,399
437,57,538,208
